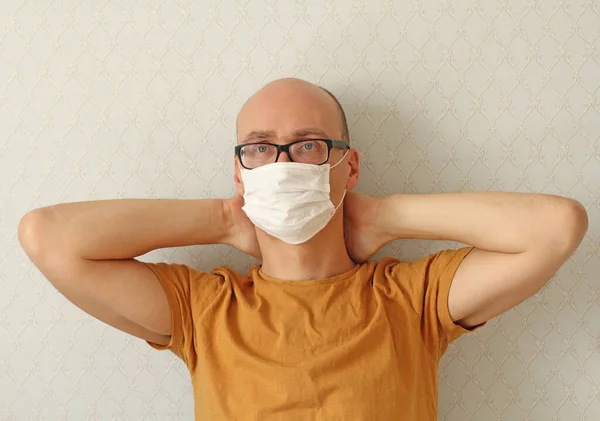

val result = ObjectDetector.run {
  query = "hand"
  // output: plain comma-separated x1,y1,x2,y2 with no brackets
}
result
343,191,392,263
223,194,261,260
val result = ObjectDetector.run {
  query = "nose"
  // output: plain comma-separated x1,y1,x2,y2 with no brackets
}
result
277,151,292,163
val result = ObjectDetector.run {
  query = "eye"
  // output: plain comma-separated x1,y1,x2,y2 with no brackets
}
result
257,145,268,153
302,143,314,150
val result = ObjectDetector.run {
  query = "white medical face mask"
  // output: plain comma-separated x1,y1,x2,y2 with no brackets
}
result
240,150,349,244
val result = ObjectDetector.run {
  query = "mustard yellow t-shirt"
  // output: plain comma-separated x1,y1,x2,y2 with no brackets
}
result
143,247,478,420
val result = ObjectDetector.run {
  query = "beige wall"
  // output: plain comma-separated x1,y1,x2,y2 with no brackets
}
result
1,1,598,419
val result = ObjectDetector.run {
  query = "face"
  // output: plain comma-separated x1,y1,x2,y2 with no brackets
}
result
234,78,359,203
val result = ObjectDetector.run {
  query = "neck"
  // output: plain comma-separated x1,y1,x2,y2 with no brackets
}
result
257,216,356,281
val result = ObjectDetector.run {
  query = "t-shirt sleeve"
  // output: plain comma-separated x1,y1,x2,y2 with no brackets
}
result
389,246,483,356
142,261,222,364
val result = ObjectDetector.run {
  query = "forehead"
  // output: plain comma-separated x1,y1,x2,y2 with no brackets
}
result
237,82,341,143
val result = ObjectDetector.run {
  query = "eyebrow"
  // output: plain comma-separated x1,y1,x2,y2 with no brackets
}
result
240,127,331,143
240,130,276,143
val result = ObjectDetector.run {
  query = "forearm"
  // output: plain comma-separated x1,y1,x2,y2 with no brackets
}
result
380,192,587,254
19,198,229,260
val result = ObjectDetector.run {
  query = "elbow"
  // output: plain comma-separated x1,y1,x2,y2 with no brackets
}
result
549,198,588,255
18,210,53,261
19,210,85,289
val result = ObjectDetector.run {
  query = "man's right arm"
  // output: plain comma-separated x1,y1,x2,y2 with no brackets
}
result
18,199,238,346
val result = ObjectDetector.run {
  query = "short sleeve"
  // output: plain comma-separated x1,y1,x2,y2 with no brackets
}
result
142,262,222,365
389,246,481,356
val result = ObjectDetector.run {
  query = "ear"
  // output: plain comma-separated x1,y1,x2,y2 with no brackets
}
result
233,157,245,196
345,148,359,190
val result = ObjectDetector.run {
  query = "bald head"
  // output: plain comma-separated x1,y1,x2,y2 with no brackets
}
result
236,78,349,143
318,86,349,141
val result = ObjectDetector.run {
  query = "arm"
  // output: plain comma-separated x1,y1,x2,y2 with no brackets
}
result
378,192,588,328
18,198,247,346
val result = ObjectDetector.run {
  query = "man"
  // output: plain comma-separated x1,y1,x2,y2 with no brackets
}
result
18,78,588,420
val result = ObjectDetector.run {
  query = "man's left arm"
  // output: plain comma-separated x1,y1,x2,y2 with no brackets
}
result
377,192,588,329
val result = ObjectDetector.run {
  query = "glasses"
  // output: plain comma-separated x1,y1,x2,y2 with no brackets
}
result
235,139,350,169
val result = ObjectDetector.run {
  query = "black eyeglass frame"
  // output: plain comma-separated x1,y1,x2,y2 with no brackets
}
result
234,139,350,170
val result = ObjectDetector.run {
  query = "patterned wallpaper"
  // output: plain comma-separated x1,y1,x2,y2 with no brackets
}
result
1,0,599,420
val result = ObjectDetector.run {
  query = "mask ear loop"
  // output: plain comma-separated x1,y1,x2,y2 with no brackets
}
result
334,189,347,211
330,148,350,169
331,148,350,210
